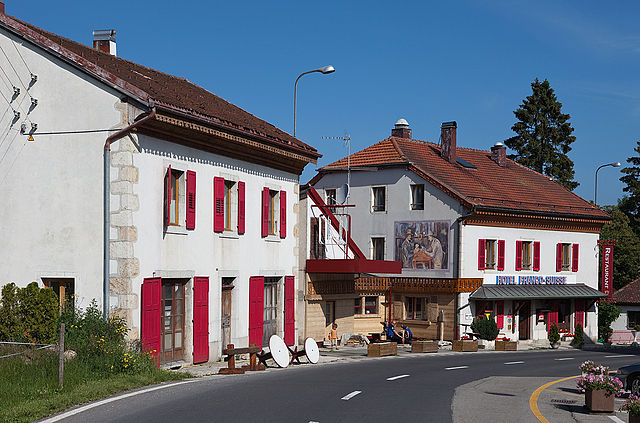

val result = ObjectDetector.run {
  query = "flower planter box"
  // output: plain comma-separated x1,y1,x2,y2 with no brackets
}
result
630,415,640,423
411,340,438,353
585,389,614,413
452,340,478,352
368,342,397,357
495,340,517,351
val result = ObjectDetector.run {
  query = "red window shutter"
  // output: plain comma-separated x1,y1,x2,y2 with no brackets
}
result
237,181,245,234
186,171,196,230
549,301,559,328
280,190,287,239
575,299,585,329
213,177,224,232
193,276,209,364
496,300,504,329
533,241,541,271
141,277,161,366
261,187,269,237
284,276,295,346
478,239,485,270
515,241,523,271
556,243,563,272
497,240,505,271
249,276,265,347
572,244,579,272
164,165,171,228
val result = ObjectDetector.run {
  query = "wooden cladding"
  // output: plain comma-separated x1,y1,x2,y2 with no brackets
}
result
307,276,483,297
464,211,606,234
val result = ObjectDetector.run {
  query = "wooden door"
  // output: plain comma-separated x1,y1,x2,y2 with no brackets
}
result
193,277,209,364
221,287,232,349
518,301,530,340
161,280,185,362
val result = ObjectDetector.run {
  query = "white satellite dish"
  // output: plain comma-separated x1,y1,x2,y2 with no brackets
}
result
304,337,320,364
269,335,290,368
337,183,350,204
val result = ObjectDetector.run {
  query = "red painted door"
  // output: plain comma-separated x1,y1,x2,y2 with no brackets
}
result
249,276,264,347
284,276,295,346
141,278,161,365
193,276,209,364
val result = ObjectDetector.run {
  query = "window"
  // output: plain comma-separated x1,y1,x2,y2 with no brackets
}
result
268,190,278,235
405,297,425,320
372,237,385,260
364,297,377,314
354,298,362,315
165,166,195,230
263,277,279,346
326,189,337,205
516,240,533,271
169,169,182,225
224,180,235,230
485,239,496,269
43,278,74,311
410,184,424,210
556,243,579,272
561,243,571,270
628,311,640,330
372,186,386,212
161,280,185,362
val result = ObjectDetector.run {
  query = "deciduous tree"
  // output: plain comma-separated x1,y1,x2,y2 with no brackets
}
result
619,141,640,235
600,206,640,289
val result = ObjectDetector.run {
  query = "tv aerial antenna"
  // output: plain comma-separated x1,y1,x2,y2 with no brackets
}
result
321,133,351,203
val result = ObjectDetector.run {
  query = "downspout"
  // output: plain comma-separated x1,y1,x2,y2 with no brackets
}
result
103,107,156,318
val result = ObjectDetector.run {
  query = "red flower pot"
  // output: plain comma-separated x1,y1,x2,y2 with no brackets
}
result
585,389,614,413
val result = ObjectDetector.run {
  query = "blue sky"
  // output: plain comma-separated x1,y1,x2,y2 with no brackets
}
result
8,1,639,206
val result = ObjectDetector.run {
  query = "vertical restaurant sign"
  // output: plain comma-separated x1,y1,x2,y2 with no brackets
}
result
601,244,614,299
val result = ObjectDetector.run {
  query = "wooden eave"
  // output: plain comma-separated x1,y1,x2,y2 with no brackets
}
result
137,111,317,175
464,209,609,234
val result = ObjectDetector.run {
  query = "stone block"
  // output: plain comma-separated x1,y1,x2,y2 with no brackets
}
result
120,194,139,211
119,226,137,242
110,277,130,294
119,166,138,183
111,151,132,167
118,136,139,152
111,181,132,195
111,210,132,227
110,241,133,259
118,294,138,309
118,258,139,277
110,194,120,211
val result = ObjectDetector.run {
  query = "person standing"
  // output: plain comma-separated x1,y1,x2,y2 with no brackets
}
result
329,322,339,349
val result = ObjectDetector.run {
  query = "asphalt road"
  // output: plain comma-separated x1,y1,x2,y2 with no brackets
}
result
43,349,640,423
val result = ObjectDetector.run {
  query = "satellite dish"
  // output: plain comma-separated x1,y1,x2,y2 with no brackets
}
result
304,337,320,364
337,183,350,204
268,335,290,368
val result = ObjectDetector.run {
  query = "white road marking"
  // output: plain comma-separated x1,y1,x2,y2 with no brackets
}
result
606,354,635,358
609,416,625,423
445,366,469,370
39,379,200,422
341,391,362,400
387,374,410,381
504,361,525,365
554,358,574,361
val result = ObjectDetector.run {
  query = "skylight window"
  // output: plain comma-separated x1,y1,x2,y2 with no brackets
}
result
456,158,476,169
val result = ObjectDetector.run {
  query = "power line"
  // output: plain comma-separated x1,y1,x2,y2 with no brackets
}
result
0,44,28,91
10,38,35,78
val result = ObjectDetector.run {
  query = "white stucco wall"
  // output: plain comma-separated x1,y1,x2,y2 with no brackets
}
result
0,27,122,305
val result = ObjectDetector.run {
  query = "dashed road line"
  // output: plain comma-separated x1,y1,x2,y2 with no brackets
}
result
554,358,574,361
606,355,635,358
445,366,469,370
387,374,410,381
341,391,362,401
504,361,524,365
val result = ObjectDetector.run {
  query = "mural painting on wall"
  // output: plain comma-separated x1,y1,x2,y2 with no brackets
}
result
394,220,449,270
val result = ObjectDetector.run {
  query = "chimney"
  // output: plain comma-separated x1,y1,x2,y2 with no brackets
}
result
491,142,507,167
93,29,117,56
391,118,412,139
0,1,5,14
440,121,457,164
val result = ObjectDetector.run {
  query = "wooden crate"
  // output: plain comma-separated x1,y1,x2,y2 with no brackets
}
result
368,342,397,357
495,340,517,351
411,340,438,353
452,340,478,352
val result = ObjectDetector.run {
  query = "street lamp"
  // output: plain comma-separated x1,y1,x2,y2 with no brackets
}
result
293,65,335,137
594,161,621,206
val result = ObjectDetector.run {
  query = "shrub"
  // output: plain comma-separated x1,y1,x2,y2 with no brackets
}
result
572,323,584,347
471,313,499,341
0,282,59,343
576,373,624,396
548,323,560,344
598,302,621,342
621,395,640,416
579,360,609,375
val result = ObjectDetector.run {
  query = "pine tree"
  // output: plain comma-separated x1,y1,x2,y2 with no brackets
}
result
505,79,579,190
619,141,640,235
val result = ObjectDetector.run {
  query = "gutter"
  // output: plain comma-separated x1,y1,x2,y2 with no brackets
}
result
103,107,156,318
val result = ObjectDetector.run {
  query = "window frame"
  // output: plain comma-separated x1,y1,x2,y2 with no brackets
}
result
521,241,533,270
405,297,428,320
169,169,183,226
371,237,385,260
561,243,572,271
354,298,362,315
268,190,279,236
326,189,337,205
410,184,424,210
364,296,378,315
485,239,497,269
628,311,640,330
223,180,236,231
372,186,386,212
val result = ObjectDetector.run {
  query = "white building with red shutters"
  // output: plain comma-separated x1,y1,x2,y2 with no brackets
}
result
0,8,319,364
307,119,609,344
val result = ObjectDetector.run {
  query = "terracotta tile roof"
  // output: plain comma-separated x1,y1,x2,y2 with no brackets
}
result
0,14,319,159
613,278,640,304
320,136,609,219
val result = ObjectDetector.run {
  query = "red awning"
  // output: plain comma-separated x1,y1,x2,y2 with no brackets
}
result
306,259,401,274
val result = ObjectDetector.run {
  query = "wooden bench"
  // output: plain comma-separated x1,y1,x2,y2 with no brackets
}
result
610,330,635,344
368,342,397,357
411,340,438,353
218,343,264,374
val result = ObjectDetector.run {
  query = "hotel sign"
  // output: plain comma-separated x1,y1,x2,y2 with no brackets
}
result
600,243,614,299
484,274,577,285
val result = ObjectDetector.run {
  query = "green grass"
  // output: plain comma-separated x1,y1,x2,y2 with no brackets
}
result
0,349,192,423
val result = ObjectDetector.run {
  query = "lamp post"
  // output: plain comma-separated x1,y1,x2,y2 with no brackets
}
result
594,162,621,206
293,65,335,137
